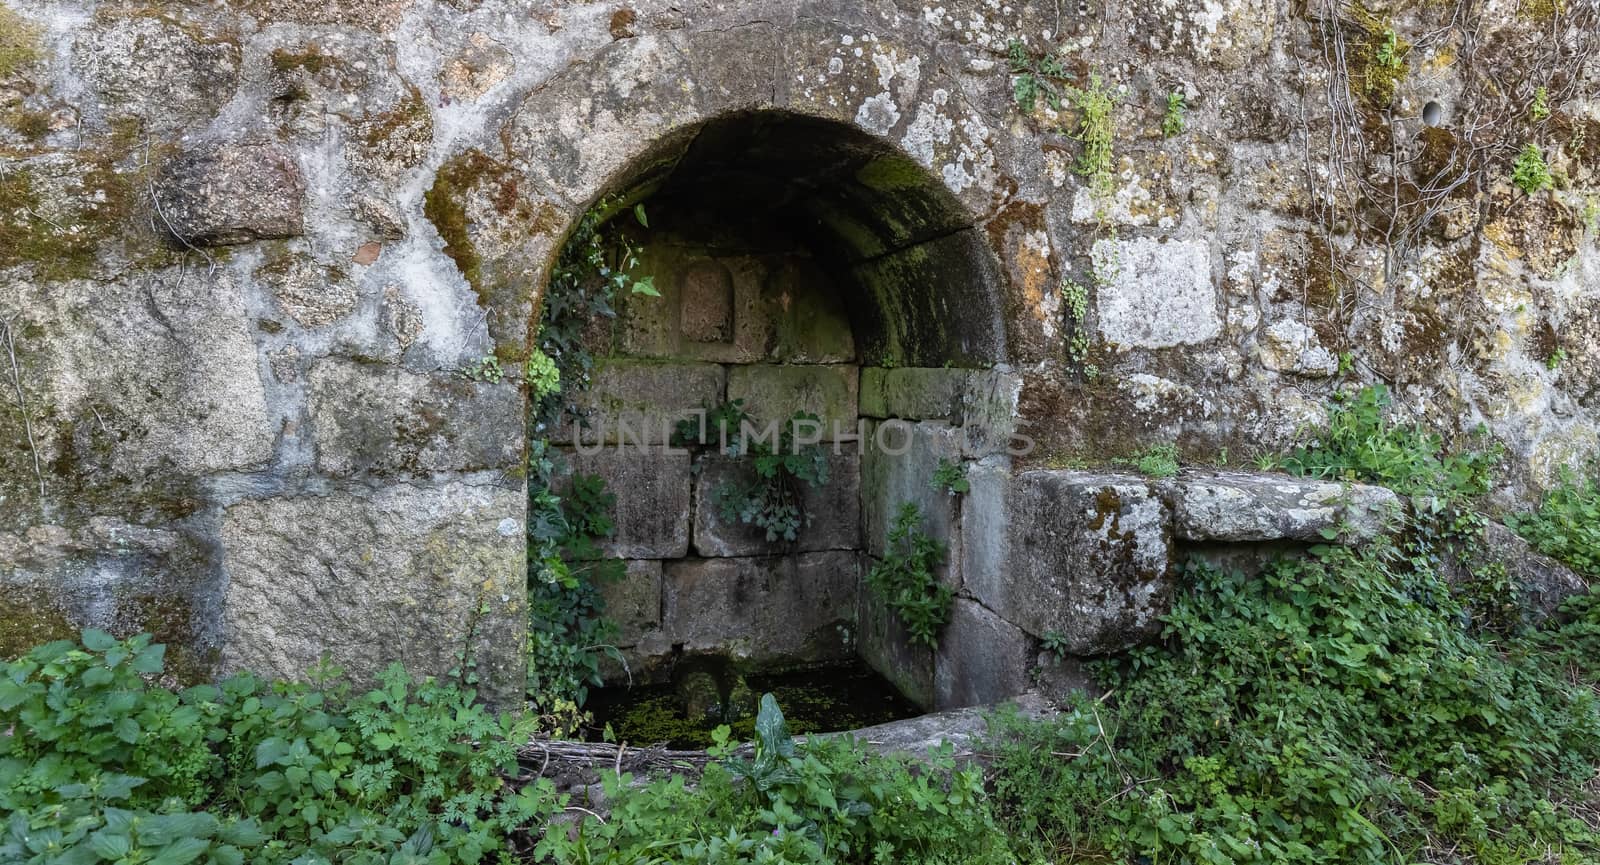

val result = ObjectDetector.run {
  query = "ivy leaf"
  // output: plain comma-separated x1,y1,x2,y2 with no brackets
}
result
630,275,659,297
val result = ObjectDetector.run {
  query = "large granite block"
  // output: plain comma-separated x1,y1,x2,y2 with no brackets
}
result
962,467,1174,655
934,598,1033,710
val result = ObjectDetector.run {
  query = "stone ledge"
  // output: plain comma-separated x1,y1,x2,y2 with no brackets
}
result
1160,470,1404,543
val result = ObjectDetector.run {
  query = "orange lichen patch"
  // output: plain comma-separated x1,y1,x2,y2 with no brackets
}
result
353,241,381,264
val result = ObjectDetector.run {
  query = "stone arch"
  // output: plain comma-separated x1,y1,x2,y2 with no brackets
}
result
416,25,1029,712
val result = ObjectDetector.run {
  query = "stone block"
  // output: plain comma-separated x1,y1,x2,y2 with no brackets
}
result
934,599,1033,710
860,421,961,588
963,467,1173,655
155,141,304,246
560,360,724,445
858,576,935,711
220,483,526,706
1446,522,1592,623
618,252,770,364
960,369,1025,458
598,560,661,647
1092,237,1219,350
859,368,971,419
1033,653,1103,702
726,364,858,440
308,359,523,477
692,453,860,556
1162,471,1404,543
558,447,691,559
661,552,858,667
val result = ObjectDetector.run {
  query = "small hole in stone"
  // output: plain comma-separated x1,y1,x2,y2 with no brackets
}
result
1422,101,1443,126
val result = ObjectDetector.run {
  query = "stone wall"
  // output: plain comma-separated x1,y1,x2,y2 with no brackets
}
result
1,0,1597,698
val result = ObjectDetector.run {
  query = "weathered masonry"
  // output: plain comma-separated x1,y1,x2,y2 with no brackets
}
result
1,1,1596,704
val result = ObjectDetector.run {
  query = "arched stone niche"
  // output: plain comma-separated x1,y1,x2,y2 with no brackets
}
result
534,110,1021,711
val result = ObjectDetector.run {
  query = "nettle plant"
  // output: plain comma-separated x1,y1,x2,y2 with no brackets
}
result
675,399,832,543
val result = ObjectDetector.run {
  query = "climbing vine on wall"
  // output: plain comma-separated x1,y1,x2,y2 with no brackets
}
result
526,198,659,719
531,196,657,432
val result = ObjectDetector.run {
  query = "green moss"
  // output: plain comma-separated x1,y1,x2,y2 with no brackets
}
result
3,106,51,142
0,156,140,279
1347,12,1409,107
854,155,929,192
361,83,429,149
0,5,42,79
422,149,514,294
0,585,76,660
269,44,333,74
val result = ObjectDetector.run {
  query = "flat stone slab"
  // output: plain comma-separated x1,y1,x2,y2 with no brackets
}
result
692,453,860,556
1161,470,1404,542
220,483,526,705
599,560,662,647
308,359,523,477
860,421,962,587
661,552,859,666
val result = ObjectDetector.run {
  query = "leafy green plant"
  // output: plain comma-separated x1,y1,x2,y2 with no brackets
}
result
1,632,558,865
1007,39,1071,113
1161,90,1186,138
1061,276,1091,365
866,504,952,649
930,458,969,496
1547,347,1568,370
526,443,624,727
1066,75,1117,200
987,545,1600,864
1116,443,1180,479
678,401,832,543
457,355,503,383
532,196,657,430
1040,630,1070,660
1531,85,1551,121
1507,464,1600,578
1512,142,1554,194
1280,384,1499,499
525,347,560,400
545,696,1014,864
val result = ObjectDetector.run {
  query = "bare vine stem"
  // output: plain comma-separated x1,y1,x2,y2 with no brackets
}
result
1,317,45,501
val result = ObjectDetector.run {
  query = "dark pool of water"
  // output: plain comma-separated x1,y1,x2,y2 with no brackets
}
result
584,660,923,749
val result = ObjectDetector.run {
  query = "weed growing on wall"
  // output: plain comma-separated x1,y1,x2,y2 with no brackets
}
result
865,504,952,649
930,458,969,495
1280,384,1499,499
675,399,832,543
1508,464,1600,578
1116,443,1180,479
526,443,624,730
1512,142,1554,194
1065,75,1117,200
1162,90,1186,138
987,545,1600,864
532,197,656,430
